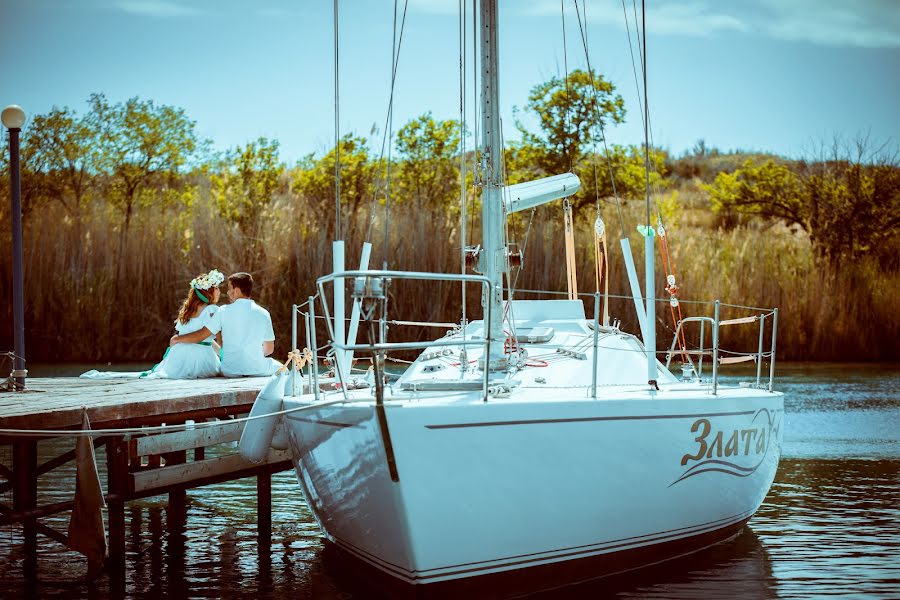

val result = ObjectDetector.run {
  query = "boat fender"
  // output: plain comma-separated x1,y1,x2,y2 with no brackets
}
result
270,416,290,451
239,371,286,463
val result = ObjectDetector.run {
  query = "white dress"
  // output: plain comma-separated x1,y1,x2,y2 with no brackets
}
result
149,305,221,379
80,305,221,380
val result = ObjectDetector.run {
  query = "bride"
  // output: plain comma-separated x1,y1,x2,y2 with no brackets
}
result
80,269,225,379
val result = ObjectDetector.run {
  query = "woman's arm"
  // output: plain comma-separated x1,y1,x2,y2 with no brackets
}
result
170,327,213,346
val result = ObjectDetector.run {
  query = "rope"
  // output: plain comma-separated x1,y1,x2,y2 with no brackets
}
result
0,393,356,439
593,224,610,325
563,200,578,300
657,214,688,361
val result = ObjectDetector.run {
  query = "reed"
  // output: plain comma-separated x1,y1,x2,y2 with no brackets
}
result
0,182,896,364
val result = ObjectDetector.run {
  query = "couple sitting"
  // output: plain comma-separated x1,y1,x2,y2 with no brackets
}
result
81,270,279,380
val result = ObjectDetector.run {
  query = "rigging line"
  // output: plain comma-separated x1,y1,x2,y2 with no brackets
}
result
560,0,573,173
469,0,479,246
498,116,516,328
621,0,645,136
334,0,341,240
365,0,410,244
511,207,537,294
572,0,626,239
642,0,651,229
460,0,467,329
627,0,664,200
385,0,399,270
579,0,601,216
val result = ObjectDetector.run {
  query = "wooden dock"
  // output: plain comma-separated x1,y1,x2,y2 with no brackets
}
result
0,376,296,592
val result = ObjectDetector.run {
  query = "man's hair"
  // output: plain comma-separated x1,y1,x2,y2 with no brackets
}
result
228,272,253,297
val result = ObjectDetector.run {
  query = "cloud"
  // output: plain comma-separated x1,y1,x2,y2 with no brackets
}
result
522,0,900,48
760,0,900,48
116,1,203,18
523,0,748,37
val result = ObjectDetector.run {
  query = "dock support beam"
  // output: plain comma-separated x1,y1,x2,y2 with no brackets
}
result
13,440,38,580
107,437,129,591
165,447,187,531
257,472,272,550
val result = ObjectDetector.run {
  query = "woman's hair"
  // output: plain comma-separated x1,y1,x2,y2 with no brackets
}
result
177,287,211,325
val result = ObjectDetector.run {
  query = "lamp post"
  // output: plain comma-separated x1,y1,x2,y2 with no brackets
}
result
2,104,27,389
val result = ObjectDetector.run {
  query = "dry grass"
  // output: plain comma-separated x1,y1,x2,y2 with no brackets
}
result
0,182,896,363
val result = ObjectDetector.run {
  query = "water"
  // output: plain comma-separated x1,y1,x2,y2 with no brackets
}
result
1,363,898,598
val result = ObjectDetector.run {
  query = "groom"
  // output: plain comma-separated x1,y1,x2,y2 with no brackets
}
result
170,272,279,377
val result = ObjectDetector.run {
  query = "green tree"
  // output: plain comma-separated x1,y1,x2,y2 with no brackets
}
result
580,144,667,203
292,134,375,237
213,137,284,235
705,148,900,263
514,68,626,177
22,106,99,226
394,113,460,212
706,159,804,228
90,93,200,237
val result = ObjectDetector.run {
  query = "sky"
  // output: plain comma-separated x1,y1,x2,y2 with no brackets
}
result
1,0,898,165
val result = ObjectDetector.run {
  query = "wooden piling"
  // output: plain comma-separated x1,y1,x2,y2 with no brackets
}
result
258,471,272,549
106,436,129,583
13,440,38,578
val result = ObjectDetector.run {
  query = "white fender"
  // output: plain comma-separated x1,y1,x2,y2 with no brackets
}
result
239,371,286,463
270,417,289,450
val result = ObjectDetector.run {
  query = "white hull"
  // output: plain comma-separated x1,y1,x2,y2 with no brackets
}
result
284,385,783,586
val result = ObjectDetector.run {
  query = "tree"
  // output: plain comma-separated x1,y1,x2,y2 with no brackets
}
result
90,93,200,237
705,139,900,263
213,137,284,236
292,134,376,237
514,69,626,177
706,159,804,229
394,113,460,213
21,106,99,227
579,144,667,204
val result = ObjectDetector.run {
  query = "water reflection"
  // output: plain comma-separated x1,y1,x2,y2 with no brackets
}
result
2,364,898,598
752,459,900,599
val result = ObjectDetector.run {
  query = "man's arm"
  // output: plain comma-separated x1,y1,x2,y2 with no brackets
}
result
170,327,213,347
262,340,275,357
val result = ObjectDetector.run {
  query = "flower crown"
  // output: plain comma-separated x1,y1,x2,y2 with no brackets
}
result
190,269,225,291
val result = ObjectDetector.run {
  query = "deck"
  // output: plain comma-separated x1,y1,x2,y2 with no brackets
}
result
0,376,273,433
0,375,300,590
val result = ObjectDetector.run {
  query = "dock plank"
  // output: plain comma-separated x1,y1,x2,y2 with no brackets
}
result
0,377,274,431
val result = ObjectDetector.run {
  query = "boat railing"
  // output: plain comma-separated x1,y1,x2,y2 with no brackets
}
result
303,270,494,402
663,300,779,395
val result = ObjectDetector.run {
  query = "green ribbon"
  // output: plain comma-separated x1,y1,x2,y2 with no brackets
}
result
636,225,656,238
195,289,210,303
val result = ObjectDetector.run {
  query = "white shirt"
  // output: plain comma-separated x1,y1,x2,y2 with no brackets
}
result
207,298,276,377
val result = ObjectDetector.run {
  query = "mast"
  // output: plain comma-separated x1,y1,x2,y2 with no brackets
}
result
478,0,506,370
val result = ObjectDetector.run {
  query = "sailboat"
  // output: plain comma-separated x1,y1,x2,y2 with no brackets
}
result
281,0,783,591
